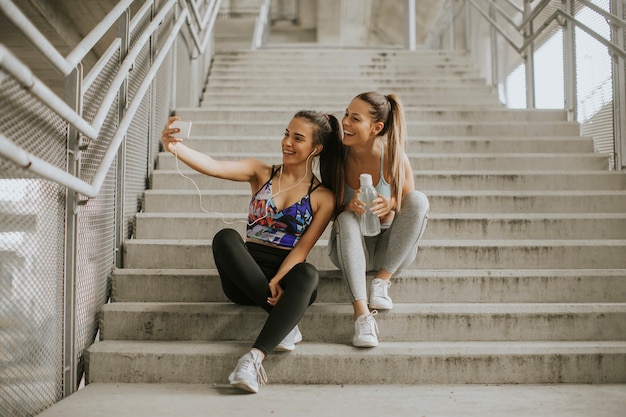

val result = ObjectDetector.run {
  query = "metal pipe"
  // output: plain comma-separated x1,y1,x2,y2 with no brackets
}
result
523,0,535,109
90,0,177,133
612,0,626,169
0,45,98,140
90,9,188,196
563,0,577,121
0,0,73,74
579,0,626,28
0,9,188,199
65,0,134,68
0,135,95,196
405,0,417,50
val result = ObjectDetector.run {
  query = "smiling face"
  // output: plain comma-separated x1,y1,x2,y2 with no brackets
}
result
281,117,319,163
342,98,384,148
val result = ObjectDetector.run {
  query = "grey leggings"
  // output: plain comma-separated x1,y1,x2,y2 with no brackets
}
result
329,190,429,302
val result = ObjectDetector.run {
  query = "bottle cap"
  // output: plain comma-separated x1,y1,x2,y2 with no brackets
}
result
359,173,373,186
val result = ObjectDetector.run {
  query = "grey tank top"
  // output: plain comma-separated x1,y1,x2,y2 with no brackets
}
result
343,141,392,204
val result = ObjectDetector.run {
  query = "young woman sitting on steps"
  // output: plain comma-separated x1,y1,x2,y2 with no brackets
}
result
161,111,344,393
329,91,430,348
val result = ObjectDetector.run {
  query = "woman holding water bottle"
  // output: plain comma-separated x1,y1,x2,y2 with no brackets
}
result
328,91,430,347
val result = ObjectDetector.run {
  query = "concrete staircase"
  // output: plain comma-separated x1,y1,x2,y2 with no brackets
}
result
86,48,626,385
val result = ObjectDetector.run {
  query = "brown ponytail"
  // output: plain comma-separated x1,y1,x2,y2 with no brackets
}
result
293,110,346,218
355,92,407,211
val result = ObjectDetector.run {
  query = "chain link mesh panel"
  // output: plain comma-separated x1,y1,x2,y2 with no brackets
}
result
576,0,615,168
1,1,220,415
0,74,66,417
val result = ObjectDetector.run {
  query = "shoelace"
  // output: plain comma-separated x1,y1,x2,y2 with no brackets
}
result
372,279,390,299
359,311,379,336
241,355,268,387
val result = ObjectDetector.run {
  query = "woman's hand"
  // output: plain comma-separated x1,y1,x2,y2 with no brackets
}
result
346,189,365,214
371,194,393,218
161,116,183,153
267,280,284,306
346,190,393,218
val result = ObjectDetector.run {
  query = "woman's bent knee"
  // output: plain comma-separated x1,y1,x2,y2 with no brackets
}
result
291,263,320,290
403,190,430,214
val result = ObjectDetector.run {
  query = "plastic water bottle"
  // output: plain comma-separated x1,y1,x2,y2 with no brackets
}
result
359,173,381,236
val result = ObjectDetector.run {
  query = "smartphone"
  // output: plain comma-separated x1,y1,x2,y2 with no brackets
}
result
171,120,192,139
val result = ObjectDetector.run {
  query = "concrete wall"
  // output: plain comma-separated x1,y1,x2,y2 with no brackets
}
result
272,0,445,47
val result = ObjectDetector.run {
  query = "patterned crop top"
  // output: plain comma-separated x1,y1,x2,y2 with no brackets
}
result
246,165,321,249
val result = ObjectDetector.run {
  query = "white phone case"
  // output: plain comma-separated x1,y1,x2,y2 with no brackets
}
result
171,120,192,139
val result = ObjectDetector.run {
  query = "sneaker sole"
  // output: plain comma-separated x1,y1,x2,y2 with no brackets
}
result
274,343,295,352
352,339,379,348
229,378,259,393
368,302,393,310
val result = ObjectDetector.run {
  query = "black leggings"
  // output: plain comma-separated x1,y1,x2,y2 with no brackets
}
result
212,228,319,355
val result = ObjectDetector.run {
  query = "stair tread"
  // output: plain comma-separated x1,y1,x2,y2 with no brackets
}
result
101,301,626,313
111,268,626,276
89,339,626,355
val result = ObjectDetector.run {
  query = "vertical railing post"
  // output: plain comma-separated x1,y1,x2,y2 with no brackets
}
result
464,0,472,53
562,0,577,121
611,0,625,170
148,2,157,178
62,64,82,397
489,2,498,87
405,0,416,50
523,0,536,108
449,0,456,49
115,10,130,265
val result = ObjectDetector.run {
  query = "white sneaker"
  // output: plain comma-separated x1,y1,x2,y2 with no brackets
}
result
275,325,303,352
369,278,393,310
352,311,379,347
228,350,267,393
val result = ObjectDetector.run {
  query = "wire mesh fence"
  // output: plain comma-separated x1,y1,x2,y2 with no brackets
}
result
0,1,215,415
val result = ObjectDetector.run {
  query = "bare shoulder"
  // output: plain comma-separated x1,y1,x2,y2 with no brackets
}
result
311,184,335,209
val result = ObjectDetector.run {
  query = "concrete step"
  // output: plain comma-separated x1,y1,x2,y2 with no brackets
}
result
206,76,489,85
157,152,607,171
175,107,568,122
151,170,626,191
209,61,478,70
200,93,502,106
0,211,37,233
208,66,483,77
170,121,581,137
213,48,468,56
122,239,626,269
32,382,626,417
133,212,626,240
85,340,626,384
163,136,593,153
110,268,626,303
210,55,476,64
204,85,497,95
99,301,626,342
142,190,626,213
212,53,475,64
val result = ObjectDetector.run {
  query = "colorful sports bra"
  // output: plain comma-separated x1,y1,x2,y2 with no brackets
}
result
343,141,392,204
246,165,321,249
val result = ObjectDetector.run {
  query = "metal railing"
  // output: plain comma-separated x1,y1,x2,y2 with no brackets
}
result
252,0,272,49
426,0,626,170
0,0,221,415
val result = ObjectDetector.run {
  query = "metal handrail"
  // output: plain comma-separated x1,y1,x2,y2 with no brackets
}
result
184,0,223,55
252,0,272,49
464,0,625,59
0,0,176,142
425,0,626,169
0,0,134,76
0,44,98,140
0,7,189,198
